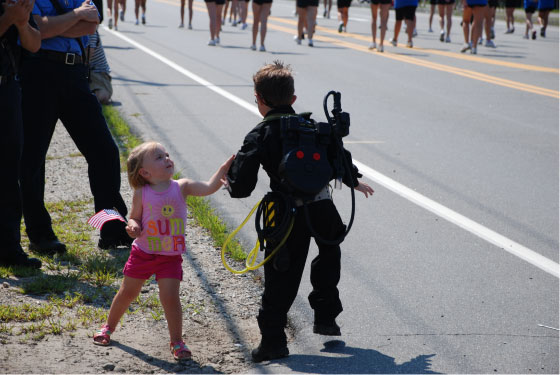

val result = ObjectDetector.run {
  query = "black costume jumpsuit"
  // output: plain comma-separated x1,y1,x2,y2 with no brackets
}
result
227,105,361,348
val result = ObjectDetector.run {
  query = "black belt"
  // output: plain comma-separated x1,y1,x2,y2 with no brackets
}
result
38,50,83,65
0,74,17,86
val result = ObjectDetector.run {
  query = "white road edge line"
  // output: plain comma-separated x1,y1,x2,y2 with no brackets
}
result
103,26,560,279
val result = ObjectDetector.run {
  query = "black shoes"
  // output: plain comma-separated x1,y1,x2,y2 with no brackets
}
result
0,248,42,269
251,344,289,363
29,237,67,256
98,221,133,249
313,321,341,336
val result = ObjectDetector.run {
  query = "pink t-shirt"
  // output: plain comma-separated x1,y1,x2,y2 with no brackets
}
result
133,180,187,255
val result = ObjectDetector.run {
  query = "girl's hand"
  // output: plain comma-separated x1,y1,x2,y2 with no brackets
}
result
125,221,141,238
355,181,374,198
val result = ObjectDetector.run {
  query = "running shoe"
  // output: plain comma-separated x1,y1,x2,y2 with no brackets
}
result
445,36,451,43
523,34,529,39
135,19,139,25
241,23,248,30
440,30,444,42
377,45,384,52
368,42,376,50
412,29,417,37
490,27,495,39
188,24,192,30
338,22,344,33
540,28,545,37
215,36,220,44
294,35,302,45
460,43,471,53
308,39,314,47
485,39,496,48
208,39,216,46
179,23,184,28
142,15,146,24
120,10,124,21
250,44,256,50
531,30,537,39
114,25,118,31
108,18,113,29
259,45,266,52
323,9,327,18
390,39,397,46
233,20,238,27
471,46,477,54
428,27,433,32
406,41,413,48
505,28,514,34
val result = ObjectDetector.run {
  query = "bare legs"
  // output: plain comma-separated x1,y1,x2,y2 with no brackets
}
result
462,5,485,52
251,2,272,50
438,3,452,42
505,7,515,32
370,3,389,51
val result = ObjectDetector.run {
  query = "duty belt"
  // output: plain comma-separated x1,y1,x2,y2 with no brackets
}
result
38,50,83,65
294,185,332,207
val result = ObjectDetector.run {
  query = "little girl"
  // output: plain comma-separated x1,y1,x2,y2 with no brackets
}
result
93,141,234,361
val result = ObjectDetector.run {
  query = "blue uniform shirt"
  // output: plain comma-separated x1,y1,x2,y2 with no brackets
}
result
32,0,97,55
394,0,419,8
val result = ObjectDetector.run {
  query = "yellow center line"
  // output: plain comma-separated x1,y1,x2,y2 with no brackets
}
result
155,0,559,99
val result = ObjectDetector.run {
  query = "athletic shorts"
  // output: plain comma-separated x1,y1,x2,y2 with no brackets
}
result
254,0,272,4
525,5,536,12
370,0,391,4
205,0,226,3
467,3,487,7
395,5,416,21
297,0,319,7
538,7,553,11
488,0,498,7
337,0,352,7
438,0,455,4
504,0,516,6
123,245,183,281
430,0,437,5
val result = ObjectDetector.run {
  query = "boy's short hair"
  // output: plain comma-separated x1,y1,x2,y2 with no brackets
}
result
127,141,160,189
253,60,294,108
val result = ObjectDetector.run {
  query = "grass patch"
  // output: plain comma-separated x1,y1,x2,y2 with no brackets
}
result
102,105,142,163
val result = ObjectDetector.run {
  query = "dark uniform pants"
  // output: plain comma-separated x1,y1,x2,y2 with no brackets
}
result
258,198,345,347
0,79,24,252
19,58,127,241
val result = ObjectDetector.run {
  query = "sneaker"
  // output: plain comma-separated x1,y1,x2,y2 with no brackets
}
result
428,27,433,33
179,22,184,28
313,321,341,336
412,28,417,37
215,36,220,44
0,248,42,269
142,15,146,24
377,45,384,52
390,38,397,46
406,40,413,48
259,45,266,52
29,237,66,256
338,22,344,33
308,39,313,47
523,34,529,39
532,30,537,39
208,39,216,46
114,25,118,31
478,37,483,45
188,23,192,30
251,344,289,363
241,23,248,30
460,43,471,53
108,18,113,29
440,30,444,42
505,28,514,34
471,46,477,54
490,27,495,39
250,44,256,50
135,19,139,25
119,10,124,21
232,20,237,27
445,36,451,43
540,27,545,37
368,42,376,50
323,9,327,18
294,35,302,45
485,39,496,48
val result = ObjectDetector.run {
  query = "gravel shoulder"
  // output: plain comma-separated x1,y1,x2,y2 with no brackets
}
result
0,124,268,374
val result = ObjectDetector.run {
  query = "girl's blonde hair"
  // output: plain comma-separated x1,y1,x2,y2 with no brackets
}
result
127,141,160,189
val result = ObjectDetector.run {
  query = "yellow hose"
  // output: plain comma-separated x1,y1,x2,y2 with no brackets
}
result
221,200,295,275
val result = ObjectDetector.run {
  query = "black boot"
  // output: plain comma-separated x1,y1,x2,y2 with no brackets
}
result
251,342,289,363
313,320,341,336
0,247,42,269
29,236,66,256
98,220,133,249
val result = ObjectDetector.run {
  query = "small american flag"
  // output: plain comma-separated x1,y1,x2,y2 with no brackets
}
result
88,209,126,230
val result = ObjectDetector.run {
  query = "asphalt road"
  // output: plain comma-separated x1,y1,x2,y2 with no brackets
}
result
99,0,559,372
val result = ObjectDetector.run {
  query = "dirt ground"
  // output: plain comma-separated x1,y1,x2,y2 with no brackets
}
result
0,126,271,374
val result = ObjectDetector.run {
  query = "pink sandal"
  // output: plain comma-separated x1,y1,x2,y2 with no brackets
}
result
93,324,112,346
170,340,192,361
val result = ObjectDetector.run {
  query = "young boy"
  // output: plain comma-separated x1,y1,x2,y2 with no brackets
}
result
226,61,373,362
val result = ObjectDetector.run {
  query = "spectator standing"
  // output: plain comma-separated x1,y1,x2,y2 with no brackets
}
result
0,0,42,269
20,0,132,254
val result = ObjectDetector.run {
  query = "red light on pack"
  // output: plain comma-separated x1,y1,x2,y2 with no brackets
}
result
296,151,304,159
313,153,320,161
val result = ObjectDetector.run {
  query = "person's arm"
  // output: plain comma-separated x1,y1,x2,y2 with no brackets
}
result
125,188,143,239
179,155,235,198
0,0,40,53
33,0,99,39
226,127,262,198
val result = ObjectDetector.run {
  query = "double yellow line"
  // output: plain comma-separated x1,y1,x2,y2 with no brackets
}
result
158,0,559,99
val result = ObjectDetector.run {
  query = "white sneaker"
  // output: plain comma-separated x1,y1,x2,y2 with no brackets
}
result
215,36,220,44
108,18,113,29
294,35,302,45
460,43,471,53
471,46,477,54
208,39,216,46
445,36,451,43
259,45,266,52
241,23,248,30
119,10,124,21
390,39,397,46
179,23,184,28
368,42,376,50
188,24,192,30
485,39,496,48
377,45,384,52
135,19,139,25
523,34,529,39
406,41,413,48
250,44,256,51
232,20,237,27
428,27,433,33
308,39,313,47
440,30,445,42
413,29,417,37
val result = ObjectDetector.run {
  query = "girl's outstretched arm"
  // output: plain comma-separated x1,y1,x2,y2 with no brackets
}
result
180,155,235,198
125,188,143,238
